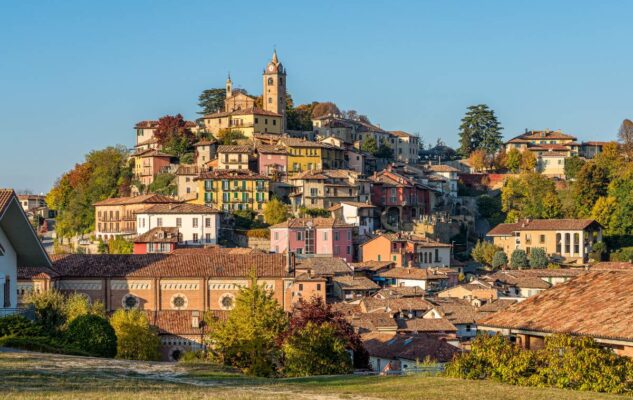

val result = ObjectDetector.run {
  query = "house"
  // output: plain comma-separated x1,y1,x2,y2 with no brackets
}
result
348,312,399,334
256,144,288,179
504,129,579,155
0,189,51,316
437,281,498,301
396,317,458,338
289,169,371,210
479,268,585,299
193,169,270,213
373,286,425,299
135,203,221,245
332,276,380,301
423,298,479,340
217,145,252,170
269,218,355,262
580,141,611,159
360,233,452,268
362,332,459,373
295,256,352,298
424,164,459,197
377,267,457,293
329,201,378,237
478,268,633,357
350,261,394,279
132,149,174,188
487,219,603,265
17,194,50,219
174,165,200,201
359,296,434,319
194,140,217,169
94,194,181,240
133,227,179,254
280,138,327,174
17,251,323,360
389,131,419,164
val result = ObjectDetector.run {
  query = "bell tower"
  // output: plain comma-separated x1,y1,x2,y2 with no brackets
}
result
225,73,232,98
262,49,287,131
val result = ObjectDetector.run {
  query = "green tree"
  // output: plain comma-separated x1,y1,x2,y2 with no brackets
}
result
477,195,505,226
66,315,117,358
282,321,352,377
286,95,314,131
298,207,331,218
217,128,247,145
591,164,633,236
502,173,562,221
361,137,378,154
510,249,529,269
528,248,548,269
110,309,161,361
64,293,105,326
206,273,288,377
148,173,177,196
458,104,503,156
375,142,394,159
564,156,585,180
505,148,522,173
589,241,607,262
573,162,610,217
492,251,508,270
108,237,133,254
263,198,289,225
198,88,226,115
25,290,67,334
471,240,501,267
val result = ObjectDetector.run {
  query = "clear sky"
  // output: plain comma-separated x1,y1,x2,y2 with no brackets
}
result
1,0,632,193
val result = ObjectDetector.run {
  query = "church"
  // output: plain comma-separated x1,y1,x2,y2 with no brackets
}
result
200,50,287,138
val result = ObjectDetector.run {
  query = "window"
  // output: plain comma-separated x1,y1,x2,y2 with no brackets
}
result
347,231,352,240
176,218,182,228
170,293,188,310
193,233,199,243
274,232,279,240
205,233,211,242
268,77,273,85
539,234,545,244
334,231,339,241
156,218,163,227
3,276,10,307
296,231,303,241
347,246,351,255
323,231,328,241
299,284,303,291
378,254,381,261
434,249,439,262
192,218,199,228
122,294,139,309
466,324,472,332
205,218,211,228
220,294,235,310
317,284,321,291
556,233,562,253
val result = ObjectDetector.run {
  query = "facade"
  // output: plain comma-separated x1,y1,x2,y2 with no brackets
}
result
133,149,173,187
504,129,579,155
0,189,51,316
93,194,181,240
256,145,288,178
217,145,252,170
332,276,380,300
377,267,457,292
174,165,200,201
135,203,221,245
425,164,459,197
389,131,419,164
133,227,179,254
487,219,603,264
329,201,378,237
360,233,452,268
194,140,216,169
194,169,270,213
269,218,355,262
280,138,327,174
289,170,371,210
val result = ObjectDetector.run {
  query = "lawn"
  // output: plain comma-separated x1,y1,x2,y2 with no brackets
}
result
0,349,628,400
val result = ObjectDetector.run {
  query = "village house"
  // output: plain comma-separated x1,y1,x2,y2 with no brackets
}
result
133,227,179,254
295,256,352,299
423,298,479,340
256,144,288,179
94,194,181,240
0,189,51,316
289,169,371,211
217,145,253,170
424,164,459,197
132,149,174,189
376,267,458,293
437,281,498,301
478,268,585,299
194,140,217,169
193,169,270,213
269,218,355,262
332,275,380,301
135,203,221,246
360,233,452,268
174,165,200,201
350,261,395,280
388,131,419,164
359,296,434,319
487,219,603,265
329,201,378,238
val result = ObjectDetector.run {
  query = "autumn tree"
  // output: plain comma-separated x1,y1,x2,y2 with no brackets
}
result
501,173,562,221
564,156,585,180
458,104,503,156
591,164,633,236
311,102,341,118
618,119,633,158
519,150,536,172
468,149,488,172
110,309,161,361
505,148,522,173
153,114,195,157
471,240,502,267
573,162,610,217
263,198,289,225
198,88,226,115
217,128,246,145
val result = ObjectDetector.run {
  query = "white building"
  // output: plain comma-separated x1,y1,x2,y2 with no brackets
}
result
136,203,221,245
329,201,377,237
0,189,51,316
425,164,459,197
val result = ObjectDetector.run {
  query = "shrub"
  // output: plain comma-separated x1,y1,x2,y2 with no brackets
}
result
66,315,117,358
491,251,508,270
0,315,44,337
510,249,529,269
528,248,548,269
246,228,270,239
610,246,633,262
64,292,105,327
589,241,607,262
110,309,160,361
25,290,66,334
471,240,501,267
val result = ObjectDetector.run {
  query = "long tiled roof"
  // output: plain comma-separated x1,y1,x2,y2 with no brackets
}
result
333,276,380,291
269,217,353,229
296,257,352,276
203,107,281,118
378,267,451,281
348,312,398,332
397,317,457,333
146,310,227,336
93,194,181,207
427,298,479,324
18,265,59,279
256,145,288,155
482,271,552,289
361,296,434,313
47,253,291,278
138,203,220,214
197,169,269,180
479,271,633,342
361,332,459,363
134,227,179,244
217,145,252,153
487,219,598,235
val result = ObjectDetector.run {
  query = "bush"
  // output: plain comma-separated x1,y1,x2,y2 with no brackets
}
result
471,240,501,267
528,248,548,269
64,292,106,327
246,228,270,239
110,309,160,361
25,290,66,334
610,246,633,262
66,315,117,358
298,207,330,218
0,315,44,337
510,249,529,269
491,251,508,270
589,241,607,262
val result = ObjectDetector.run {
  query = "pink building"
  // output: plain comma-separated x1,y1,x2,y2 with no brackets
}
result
257,145,288,178
269,218,355,262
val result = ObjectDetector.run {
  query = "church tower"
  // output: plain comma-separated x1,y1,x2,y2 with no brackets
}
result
263,50,287,131
225,74,232,98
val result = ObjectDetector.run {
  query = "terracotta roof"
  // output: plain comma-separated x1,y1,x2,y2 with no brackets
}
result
479,271,633,342
426,298,479,324
269,217,353,229
18,265,59,279
397,318,457,333
483,271,551,289
348,312,398,332
389,130,415,138
508,130,577,142
0,189,15,216
134,227,179,244
296,257,352,276
361,296,434,314
197,169,269,180
203,107,281,118
330,302,361,316
93,194,181,207
487,219,598,235
378,267,451,281
134,120,158,129
147,310,227,336
174,165,200,176
340,201,376,208
361,332,459,363
333,276,380,291
427,164,460,173
538,151,569,157
217,145,252,153
48,253,292,278
363,233,452,248
135,137,160,147
374,286,426,299
194,140,216,146
477,299,518,313
138,203,220,215
279,137,329,148
256,145,288,155
590,262,633,271
350,261,395,273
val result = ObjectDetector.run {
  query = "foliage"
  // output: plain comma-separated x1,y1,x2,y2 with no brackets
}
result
198,88,226,115
573,162,610,217
110,309,160,361
25,290,67,334
153,114,195,157
206,273,288,377
245,228,271,239
477,195,505,226
63,292,105,326
609,246,633,262
232,210,267,230
591,164,633,236
47,146,132,238
361,137,378,154
619,119,633,158
491,251,508,270
0,336,92,357
282,321,352,377
471,240,502,267
510,249,529,269
66,315,117,358
298,207,331,218
148,173,177,196
108,236,133,254
589,241,607,262
263,198,289,225
468,149,488,172
505,148,521,173
564,156,585,180
375,142,394,159
528,248,548,269
520,150,536,172
501,173,562,221
97,239,108,254
310,101,341,118
217,129,246,145
286,96,314,131
0,315,45,337
458,104,503,156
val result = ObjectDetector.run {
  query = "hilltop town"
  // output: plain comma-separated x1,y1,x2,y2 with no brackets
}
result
3,50,633,394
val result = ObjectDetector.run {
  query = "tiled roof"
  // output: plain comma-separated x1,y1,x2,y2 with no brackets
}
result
48,253,292,278
479,271,633,342
361,332,459,363
0,189,15,216
426,298,479,324
348,312,398,332
378,267,451,281
340,201,376,208
194,140,216,146
389,130,415,138
134,227,179,244
364,233,452,248
397,317,457,333
330,302,361,316
203,107,281,118
198,169,268,180
138,203,220,214
333,276,380,291
93,194,180,207
483,271,551,289
487,219,598,235
147,310,227,336
18,265,59,279
361,296,434,314
279,137,329,148
174,164,200,176
427,164,460,173
590,262,633,271
374,286,426,299
477,299,518,313
256,145,288,155
269,217,353,229
217,145,252,153
508,130,577,142
350,261,395,273
296,257,352,276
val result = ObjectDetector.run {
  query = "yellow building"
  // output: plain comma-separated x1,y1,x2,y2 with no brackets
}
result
279,138,327,174
193,169,270,212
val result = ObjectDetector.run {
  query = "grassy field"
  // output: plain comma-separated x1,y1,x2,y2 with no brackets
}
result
0,349,628,400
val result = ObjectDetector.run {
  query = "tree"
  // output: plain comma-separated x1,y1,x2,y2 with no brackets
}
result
573,162,610,217
528,248,548,269
110,309,160,361
361,137,378,154
591,164,633,236
64,293,105,326
148,173,177,196
471,240,502,267
206,273,288,377
589,241,607,262
310,102,341,118
283,322,352,377
468,149,488,172
374,142,394,159
25,290,66,334
153,114,195,158
618,119,633,158
501,173,562,221
492,251,508,270
198,88,226,115
66,315,117,358
108,236,133,254
510,249,529,269
505,148,522,173
458,104,503,156
263,198,289,225
519,150,536,172
477,195,505,227
217,128,246,145
564,156,585,180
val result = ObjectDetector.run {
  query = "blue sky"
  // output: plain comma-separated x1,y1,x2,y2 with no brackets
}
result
1,0,632,193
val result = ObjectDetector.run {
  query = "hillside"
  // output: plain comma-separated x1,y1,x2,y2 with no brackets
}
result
0,349,627,400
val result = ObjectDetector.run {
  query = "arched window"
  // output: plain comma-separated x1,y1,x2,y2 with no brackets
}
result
268,77,274,85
